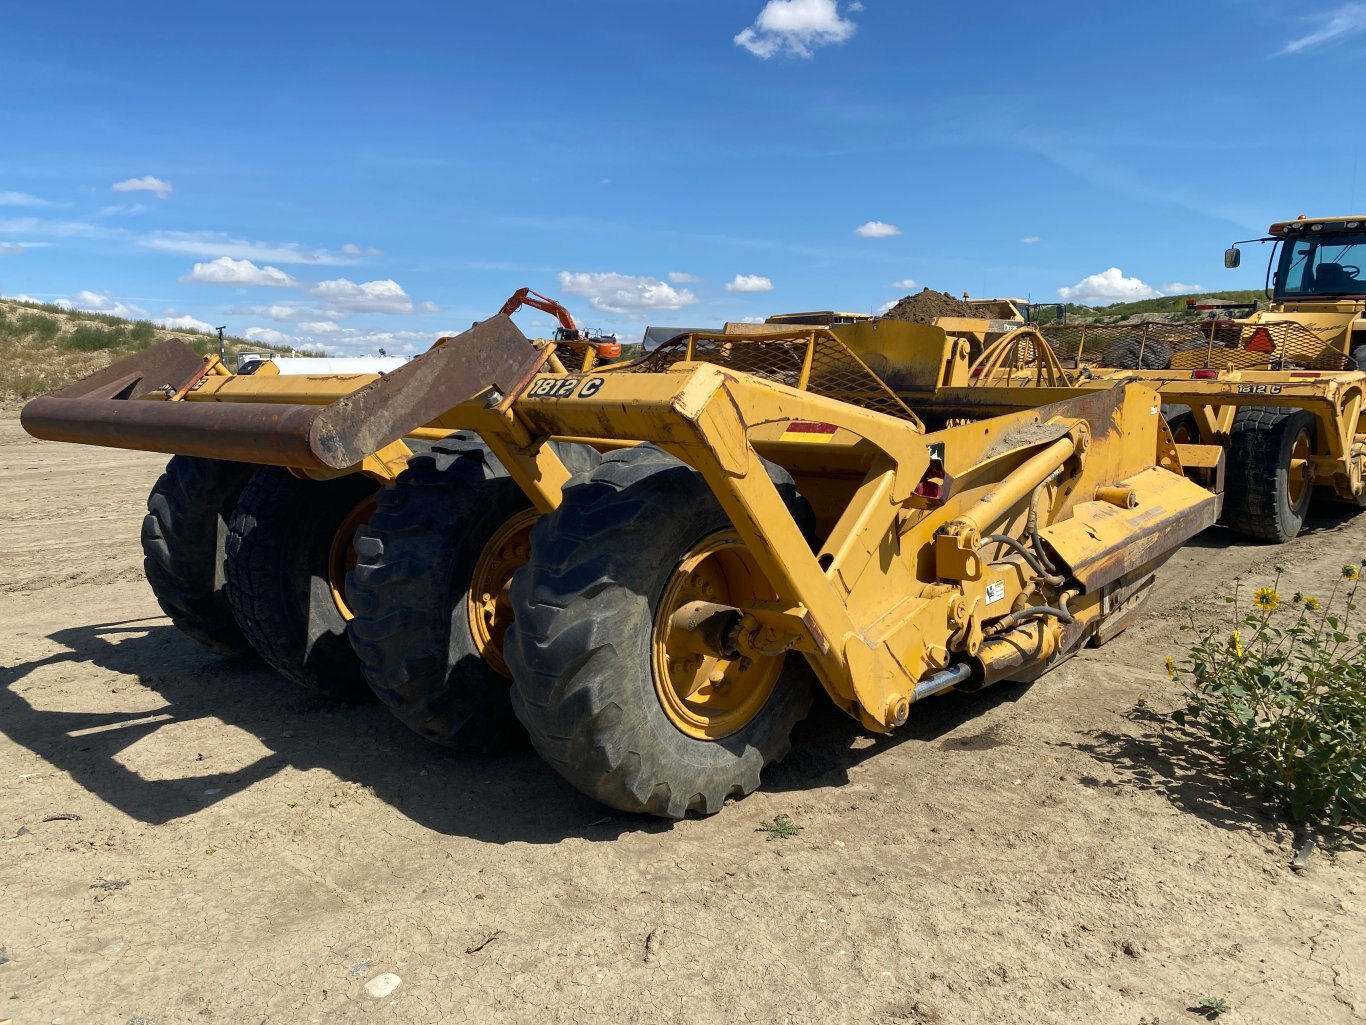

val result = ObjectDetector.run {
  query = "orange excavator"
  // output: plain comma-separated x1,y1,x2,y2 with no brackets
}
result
498,288,621,361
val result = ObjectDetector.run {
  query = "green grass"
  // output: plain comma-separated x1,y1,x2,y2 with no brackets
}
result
756,814,803,840
12,312,61,344
62,324,124,351
1195,996,1231,1019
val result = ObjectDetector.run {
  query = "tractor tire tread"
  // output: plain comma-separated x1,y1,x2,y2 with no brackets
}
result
141,456,257,658
507,445,813,819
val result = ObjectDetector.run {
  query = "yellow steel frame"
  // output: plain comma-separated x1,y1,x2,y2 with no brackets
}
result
154,337,1217,731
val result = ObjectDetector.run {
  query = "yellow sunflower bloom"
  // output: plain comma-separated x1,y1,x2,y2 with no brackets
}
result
1230,630,1244,659
1304,595,1321,612
1164,655,1175,680
1344,564,1360,582
1253,586,1280,611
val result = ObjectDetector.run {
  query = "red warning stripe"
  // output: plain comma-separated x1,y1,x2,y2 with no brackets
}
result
780,420,838,444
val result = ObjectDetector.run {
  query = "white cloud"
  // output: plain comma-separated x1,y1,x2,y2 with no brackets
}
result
63,290,149,319
419,300,441,313
1019,236,1042,244
340,242,383,257
735,0,858,59
877,300,897,315
7,293,43,303
309,277,412,313
668,271,700,283
0,216,108,241
725,274,774,293
230,303,333,322
1058,268,1161,305
1276,3,1366,55
285,326,433,355
557,271,698,315
158,313,216,333
891,278,917,289
0,242,25,255
140,231,355,265
260,303,310,321
244,326,295,347
112,175,173,200
1162,281,1206,295
0,191,52,207
181,256,299,288
855,220,901,238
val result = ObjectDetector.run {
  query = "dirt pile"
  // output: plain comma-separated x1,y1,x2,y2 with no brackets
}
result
879,288,979,324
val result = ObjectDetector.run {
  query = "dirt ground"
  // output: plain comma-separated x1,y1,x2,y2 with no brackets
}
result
2,408,1364,1025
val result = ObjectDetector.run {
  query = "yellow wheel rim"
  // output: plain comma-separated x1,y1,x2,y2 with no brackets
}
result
327,496,377,621
651,530,784,740
466,508,540,679
1288,428,1312,508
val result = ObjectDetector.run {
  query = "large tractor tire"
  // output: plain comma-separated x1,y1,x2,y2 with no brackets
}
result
1223,407,1316,543
507,445,815,819
142,456,257,658
225,467,381,701
347,438,599,753
1103,337,1172,370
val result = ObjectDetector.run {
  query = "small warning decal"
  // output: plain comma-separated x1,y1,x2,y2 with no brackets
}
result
985,581,1006,605
779,420,838,444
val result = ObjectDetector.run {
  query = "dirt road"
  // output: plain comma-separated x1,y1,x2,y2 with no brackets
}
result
2,410,1363,1024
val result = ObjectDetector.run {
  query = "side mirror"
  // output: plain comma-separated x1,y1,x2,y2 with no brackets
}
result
1224,247,1241,269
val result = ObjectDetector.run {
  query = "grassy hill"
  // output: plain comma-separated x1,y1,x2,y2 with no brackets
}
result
0,298,297,401
1056,290,1265,323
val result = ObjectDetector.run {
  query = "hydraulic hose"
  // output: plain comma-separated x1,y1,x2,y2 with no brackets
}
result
981,533,1065,588
985,604,1075,636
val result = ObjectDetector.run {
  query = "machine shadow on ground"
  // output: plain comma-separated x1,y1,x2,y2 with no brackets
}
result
1,617,1027,843
1182,502,1363,551
1064,716,1365,852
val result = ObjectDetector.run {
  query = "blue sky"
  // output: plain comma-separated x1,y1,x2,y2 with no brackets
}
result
2,0,1364,353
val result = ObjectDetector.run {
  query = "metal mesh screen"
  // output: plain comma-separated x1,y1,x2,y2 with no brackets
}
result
1036,321,1353,372
624,332,922,425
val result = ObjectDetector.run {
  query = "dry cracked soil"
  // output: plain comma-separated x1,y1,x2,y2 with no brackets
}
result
1,409,1363,1024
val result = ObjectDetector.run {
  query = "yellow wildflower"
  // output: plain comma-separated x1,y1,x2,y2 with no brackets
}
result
1304,595,1321,612
1344,564,1360,581
1230,630,1244,659
1164,655,1175,680
1253,586,1279,611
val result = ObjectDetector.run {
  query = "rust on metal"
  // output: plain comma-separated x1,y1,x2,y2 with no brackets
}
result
19,317,547,470
307,316,547,467
34,338,207,401
22,396,326,465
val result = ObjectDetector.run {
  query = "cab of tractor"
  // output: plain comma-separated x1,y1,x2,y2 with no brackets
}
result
1226,215,1366,366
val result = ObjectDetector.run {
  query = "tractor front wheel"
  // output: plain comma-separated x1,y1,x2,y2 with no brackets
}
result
507,445,814,819
1223,407,1316,542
